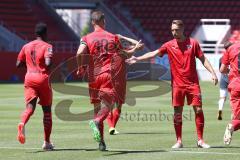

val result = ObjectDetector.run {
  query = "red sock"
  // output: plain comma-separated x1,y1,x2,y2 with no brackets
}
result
95,107,110,142
21,107,34,125
99,121,104,141
173,113,182,142
112,108,121,128
231,119,240,131
43,112,52,143
195,111,204,141
107,112,114,128
94,107,110,123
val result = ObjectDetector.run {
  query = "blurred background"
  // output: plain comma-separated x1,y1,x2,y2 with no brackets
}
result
0,0,239,83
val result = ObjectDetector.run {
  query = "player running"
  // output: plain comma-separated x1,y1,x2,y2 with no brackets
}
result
76,10,143,151
217,42,232,120
16,23,54,151
220,42,240,145
127,20,218,149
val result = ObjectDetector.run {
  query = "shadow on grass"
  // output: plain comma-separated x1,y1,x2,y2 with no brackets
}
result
118,132,171,135
210,146,240,149
28,148,98,153
103,149,167,156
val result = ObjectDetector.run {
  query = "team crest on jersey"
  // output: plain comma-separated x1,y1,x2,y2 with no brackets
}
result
186,45,192,49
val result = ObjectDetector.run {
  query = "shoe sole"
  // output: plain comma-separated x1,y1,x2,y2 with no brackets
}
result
89,120,101,142
17,124,25,144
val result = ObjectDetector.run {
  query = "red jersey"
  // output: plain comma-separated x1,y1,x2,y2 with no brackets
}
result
158,38,204,87
80,28,122,77
222,42,240,91
17,40,53,85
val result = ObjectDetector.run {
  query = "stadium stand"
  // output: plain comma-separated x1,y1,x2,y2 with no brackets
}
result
104,0,240,44
0,0,79,42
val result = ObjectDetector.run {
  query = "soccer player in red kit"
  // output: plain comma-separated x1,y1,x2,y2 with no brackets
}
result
16,23,54,150
76,10,142,151
107,34,142,135
220,42,240,145
127,20,218,148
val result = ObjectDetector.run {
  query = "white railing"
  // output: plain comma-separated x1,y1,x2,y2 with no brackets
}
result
200,19,230,25
200,43,225,54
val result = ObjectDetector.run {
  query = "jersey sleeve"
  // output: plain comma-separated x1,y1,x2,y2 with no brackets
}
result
17,46,26,62
80,36,87,46
158,42,168,57
194,40,204,58
221,50,230,65
44,45,53,58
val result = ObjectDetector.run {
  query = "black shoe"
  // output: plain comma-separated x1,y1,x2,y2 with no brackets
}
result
99,141,106,151
218,110,222,120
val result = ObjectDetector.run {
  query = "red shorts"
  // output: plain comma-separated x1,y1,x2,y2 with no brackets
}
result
24,73,52,106
172,85,202,107
88,72,116,105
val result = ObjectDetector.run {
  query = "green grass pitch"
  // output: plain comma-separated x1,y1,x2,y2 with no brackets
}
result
1,81,240,160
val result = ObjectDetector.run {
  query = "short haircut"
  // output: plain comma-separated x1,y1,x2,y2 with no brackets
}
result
91,10,105,24
223,41,233,50
172,20,184,27
35,22,47,37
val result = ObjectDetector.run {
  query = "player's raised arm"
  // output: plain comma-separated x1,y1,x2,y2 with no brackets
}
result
198,55,218,85
120,40,144,58
117,34,144,49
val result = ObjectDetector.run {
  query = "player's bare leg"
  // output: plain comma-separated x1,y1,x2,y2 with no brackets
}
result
17,98,37,144
172,106,183,149
218,97,226,120
107,104,121,135
193,106,210,148
218,88,227,120
41,106,54,151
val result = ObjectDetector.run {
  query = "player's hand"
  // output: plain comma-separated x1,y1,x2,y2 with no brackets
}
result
212,74,218,85
137,43,144,50
126,56,138,65
135,40,143,50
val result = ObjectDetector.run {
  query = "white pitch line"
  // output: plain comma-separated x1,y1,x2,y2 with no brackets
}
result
1,146,240,155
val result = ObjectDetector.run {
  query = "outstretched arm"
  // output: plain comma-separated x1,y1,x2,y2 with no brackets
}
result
126,49,160,64
199,55,218,85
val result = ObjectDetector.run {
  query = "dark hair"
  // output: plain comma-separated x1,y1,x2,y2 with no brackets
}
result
223,41,233,50
91,10,105,24
172,20,184,27
35,22,47,37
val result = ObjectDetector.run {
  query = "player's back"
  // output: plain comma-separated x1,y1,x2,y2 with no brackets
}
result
83,29,121,77
19,40,53,86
